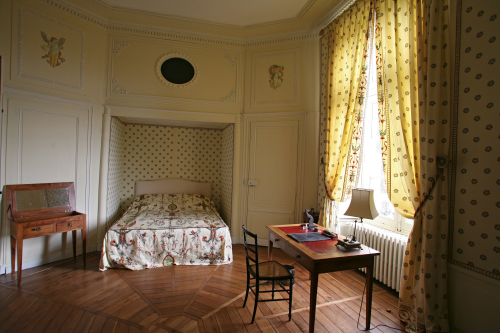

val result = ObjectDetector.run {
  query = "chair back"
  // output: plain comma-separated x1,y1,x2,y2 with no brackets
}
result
242,225,259,273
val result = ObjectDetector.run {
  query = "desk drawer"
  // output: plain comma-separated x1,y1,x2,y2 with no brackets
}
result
24,224,55,238
281,239,312,270
56,220,83,232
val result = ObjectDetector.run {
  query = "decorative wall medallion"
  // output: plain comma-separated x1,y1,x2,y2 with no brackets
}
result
113,40,131,56
254,51,298,105
18,8,84,90
220,89,236,102
224,54,237,70
155,53,198,88
40,31,66,67
269,64,284,89
112,77,129,94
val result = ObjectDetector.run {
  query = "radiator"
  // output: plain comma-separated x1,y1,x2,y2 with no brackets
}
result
346,222,408,292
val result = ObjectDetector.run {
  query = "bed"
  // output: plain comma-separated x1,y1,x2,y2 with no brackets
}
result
100,179,233,271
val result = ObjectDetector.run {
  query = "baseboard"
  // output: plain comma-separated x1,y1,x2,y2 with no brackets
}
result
1,245,98,275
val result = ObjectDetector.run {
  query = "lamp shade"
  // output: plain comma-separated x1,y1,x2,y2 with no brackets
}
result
344,188,379,220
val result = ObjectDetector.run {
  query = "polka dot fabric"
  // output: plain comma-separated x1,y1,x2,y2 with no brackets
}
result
451,0,499,280
105,120,234,229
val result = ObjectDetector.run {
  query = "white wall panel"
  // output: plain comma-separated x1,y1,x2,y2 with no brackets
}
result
1,93,92,267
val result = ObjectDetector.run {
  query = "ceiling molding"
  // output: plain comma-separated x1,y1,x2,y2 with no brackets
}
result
93,0,318,30
314,0,357,29
41,0,339,46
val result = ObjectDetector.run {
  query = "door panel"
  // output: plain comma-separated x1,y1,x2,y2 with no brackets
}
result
19,110,78,184
247,120,299,242
247,210,294,244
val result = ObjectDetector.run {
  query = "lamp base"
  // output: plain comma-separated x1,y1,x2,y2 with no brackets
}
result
336,239,361,250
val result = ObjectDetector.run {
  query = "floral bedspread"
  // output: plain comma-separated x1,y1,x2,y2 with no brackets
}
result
100,193,232,271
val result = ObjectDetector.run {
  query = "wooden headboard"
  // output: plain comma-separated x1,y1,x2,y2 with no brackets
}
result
135,179,212,198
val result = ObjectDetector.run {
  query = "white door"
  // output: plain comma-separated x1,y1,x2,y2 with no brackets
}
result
2,94,91,267
246,120,299,243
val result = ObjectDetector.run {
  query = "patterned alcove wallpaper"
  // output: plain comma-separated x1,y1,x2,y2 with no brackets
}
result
106,118,234,228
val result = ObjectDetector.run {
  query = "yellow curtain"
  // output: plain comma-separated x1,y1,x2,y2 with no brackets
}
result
374,0,451,331
321,0,372,231
374,0,420,218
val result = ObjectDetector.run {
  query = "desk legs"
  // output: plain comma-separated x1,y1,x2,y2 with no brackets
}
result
309,272,319,332
268,239,274,261
366,260,374,330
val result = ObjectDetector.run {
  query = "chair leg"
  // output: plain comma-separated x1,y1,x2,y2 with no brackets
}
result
288,278,293,321
251,281,259,324
272,280,275,300
243,270,250,308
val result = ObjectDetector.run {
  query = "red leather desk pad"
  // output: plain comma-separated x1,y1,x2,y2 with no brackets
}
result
278,226,339,254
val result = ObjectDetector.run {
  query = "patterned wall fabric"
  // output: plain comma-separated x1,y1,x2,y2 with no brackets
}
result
106,120,234,228
106,118,126,227
451,0,499,280
220,124,234,226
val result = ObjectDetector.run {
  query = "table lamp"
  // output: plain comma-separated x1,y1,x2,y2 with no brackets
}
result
337,188,378,250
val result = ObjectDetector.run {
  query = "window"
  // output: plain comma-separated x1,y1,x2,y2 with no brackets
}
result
339,45,413,234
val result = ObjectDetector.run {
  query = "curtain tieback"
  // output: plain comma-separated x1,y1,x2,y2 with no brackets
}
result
413,171,441,219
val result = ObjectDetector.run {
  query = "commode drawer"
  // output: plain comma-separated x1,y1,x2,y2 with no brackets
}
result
56,219,83,232
24,224,55,238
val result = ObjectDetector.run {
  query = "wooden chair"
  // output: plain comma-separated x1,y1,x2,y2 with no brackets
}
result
242,225,294,324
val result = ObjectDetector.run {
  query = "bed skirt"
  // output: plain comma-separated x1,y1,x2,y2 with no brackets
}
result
100,226,232,270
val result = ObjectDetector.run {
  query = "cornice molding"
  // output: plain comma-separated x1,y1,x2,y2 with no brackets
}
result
41,0,355,46
314,0,357,30
41,0,325,47
93,0,318,30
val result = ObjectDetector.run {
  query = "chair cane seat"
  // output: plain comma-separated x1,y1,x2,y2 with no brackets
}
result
249,261,293,280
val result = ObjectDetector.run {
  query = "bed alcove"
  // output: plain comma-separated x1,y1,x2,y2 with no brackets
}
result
97,111,240,251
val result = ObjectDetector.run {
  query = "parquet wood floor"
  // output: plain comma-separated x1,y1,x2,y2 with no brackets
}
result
0,245,405,332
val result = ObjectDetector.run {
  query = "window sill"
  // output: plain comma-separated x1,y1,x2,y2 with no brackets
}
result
339,219,411,238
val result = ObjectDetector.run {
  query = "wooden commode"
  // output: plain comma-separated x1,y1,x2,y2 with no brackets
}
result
6,182,86,285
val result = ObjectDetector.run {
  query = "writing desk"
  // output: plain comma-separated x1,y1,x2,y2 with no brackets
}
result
267,224,380,332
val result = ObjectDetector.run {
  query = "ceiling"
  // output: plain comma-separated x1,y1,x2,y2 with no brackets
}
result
94,0,346,32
